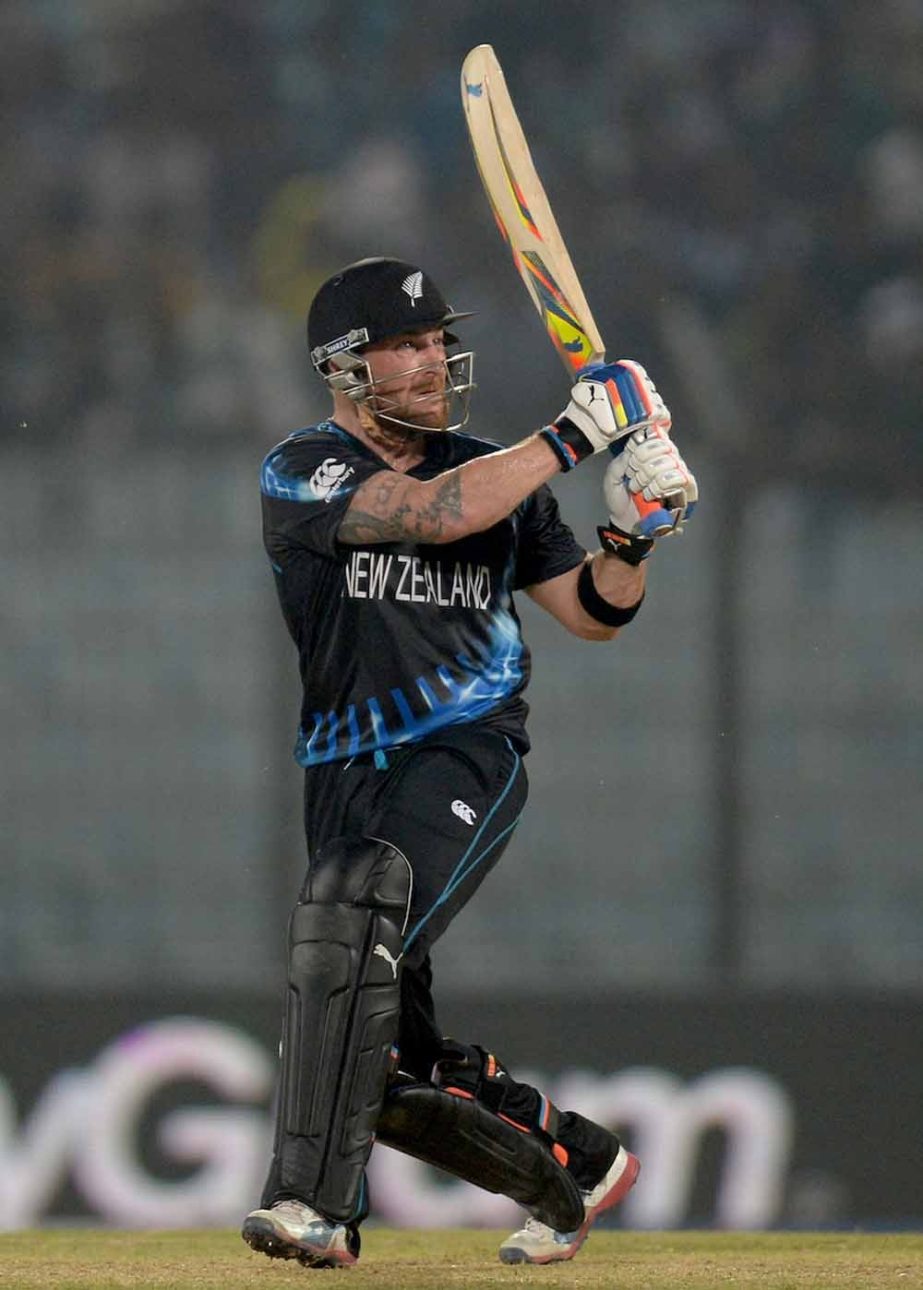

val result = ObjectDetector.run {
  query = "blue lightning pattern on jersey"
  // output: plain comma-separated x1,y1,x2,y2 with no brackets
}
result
294,605,523,767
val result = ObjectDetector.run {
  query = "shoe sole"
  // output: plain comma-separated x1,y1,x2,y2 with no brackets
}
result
499,1150,640,1266
241,1215,358,1269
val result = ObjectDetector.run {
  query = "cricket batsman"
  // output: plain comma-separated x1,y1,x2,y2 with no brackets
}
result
241,257,697,1267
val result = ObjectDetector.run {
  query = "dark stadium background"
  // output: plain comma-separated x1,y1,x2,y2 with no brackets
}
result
3,0,921,1232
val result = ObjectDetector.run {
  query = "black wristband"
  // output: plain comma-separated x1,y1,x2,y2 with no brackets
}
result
577,560,645,627
597,523,654,566
539,416,595,471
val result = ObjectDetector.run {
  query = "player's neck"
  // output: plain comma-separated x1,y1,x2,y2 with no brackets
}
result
331,402,429,473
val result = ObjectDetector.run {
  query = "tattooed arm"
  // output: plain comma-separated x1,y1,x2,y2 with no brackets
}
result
338,434,562,545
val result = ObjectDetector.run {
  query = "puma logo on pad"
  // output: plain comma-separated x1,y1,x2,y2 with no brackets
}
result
373,943,401,978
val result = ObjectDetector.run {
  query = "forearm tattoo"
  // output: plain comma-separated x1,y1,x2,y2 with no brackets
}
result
339,472,464,544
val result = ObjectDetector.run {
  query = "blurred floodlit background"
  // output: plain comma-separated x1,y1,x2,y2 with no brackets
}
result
2,0,921,1233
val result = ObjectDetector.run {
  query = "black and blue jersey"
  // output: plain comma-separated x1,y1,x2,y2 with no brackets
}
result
260,419,584,766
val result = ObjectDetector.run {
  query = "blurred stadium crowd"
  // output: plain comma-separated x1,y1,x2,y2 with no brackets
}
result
3,0,923,1016
4,0,923,479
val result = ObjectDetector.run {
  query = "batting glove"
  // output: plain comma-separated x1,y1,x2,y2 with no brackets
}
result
598,425,698,564
541,360,671,471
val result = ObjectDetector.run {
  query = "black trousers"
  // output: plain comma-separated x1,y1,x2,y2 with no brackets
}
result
303,725,527,1078
299,723,617,1194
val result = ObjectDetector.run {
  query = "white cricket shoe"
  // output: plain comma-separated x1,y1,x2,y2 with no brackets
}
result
241,1197,359,1268
498,1144,640,1265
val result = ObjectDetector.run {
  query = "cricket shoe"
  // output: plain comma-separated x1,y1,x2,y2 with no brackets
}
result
241,1197,359,1268
498,1144,640,1265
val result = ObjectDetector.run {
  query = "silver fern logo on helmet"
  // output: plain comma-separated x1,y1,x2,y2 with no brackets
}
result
401,271,424,305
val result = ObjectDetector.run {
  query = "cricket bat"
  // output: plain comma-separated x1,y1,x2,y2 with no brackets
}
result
461,44,605,377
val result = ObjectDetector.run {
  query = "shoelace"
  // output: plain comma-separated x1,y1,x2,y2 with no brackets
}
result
516,1185,596,1241
519,1216,579,1241
273,1200,313,1224
522,1217,550,1235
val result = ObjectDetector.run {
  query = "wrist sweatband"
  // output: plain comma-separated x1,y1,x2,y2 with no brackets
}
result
577,560,645,627
597,524,654,566
540,416,595,471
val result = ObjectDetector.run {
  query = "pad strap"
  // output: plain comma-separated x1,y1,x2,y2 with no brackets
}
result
431,1041,568,1158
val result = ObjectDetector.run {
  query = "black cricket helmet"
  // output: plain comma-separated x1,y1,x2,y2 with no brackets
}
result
306,256,476,432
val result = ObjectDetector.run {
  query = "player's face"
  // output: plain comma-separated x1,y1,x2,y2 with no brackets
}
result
363,328,450,430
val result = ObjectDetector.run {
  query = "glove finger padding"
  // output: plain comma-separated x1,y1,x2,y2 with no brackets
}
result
605,426,698,539
625,435,691,501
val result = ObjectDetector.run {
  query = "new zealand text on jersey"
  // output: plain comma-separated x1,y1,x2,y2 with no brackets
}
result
343,551,492,610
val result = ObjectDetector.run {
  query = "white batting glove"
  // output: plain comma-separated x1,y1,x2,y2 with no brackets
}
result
540,360,671,471
598,426,698,564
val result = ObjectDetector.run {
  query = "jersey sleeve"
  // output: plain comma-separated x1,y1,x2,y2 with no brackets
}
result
513,483,586,589
261,431,383,561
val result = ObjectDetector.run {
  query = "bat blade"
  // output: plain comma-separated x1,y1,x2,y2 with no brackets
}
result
461,44,605,376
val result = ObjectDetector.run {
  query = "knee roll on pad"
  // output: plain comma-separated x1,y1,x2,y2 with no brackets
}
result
271,837,411,1223
303,836,413,918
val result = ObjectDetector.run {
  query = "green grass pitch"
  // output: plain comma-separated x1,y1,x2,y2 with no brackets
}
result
0,1229,920,1290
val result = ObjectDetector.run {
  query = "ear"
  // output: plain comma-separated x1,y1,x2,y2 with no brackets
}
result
326,353,368,400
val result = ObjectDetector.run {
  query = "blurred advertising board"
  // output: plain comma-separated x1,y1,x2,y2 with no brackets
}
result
1,994,918,1230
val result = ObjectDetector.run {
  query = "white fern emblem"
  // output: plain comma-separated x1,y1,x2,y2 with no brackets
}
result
401,271,424,306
